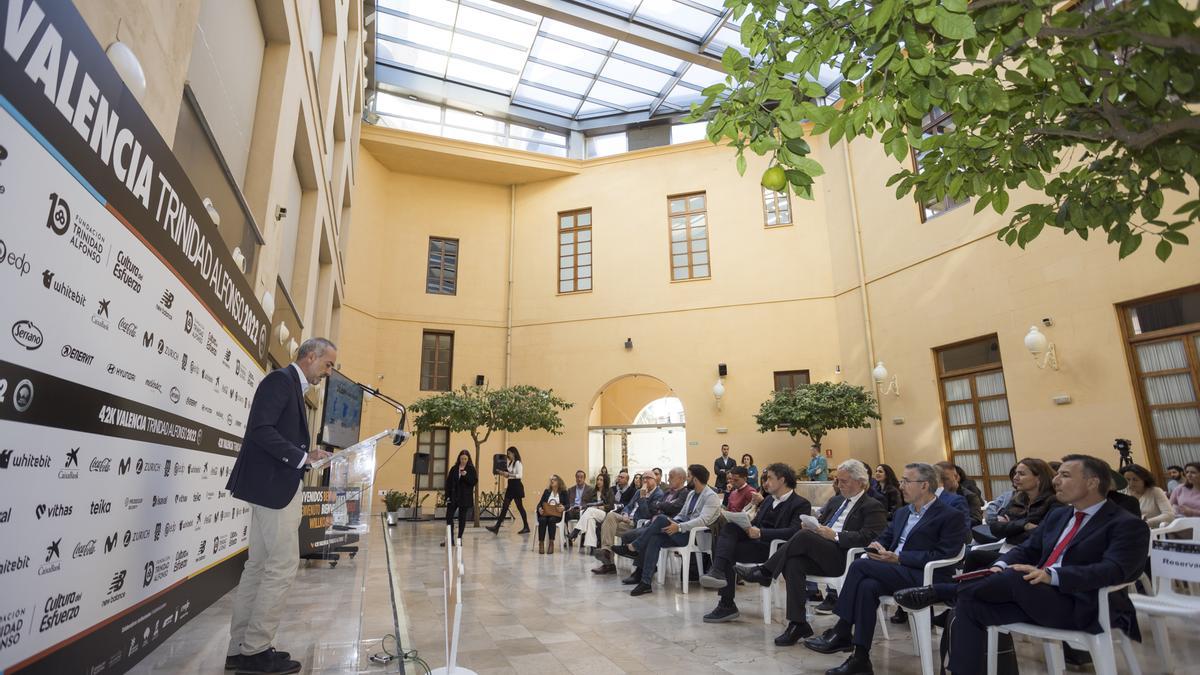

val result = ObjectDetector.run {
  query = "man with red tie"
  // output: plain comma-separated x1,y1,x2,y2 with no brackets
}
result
899,454,1149,675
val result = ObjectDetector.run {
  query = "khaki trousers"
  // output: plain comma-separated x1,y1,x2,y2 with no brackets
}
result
227,485,302,656
598,511,634,552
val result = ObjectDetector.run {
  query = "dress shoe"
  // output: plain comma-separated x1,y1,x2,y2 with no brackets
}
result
591,563,616,575
773,621,814,646
612,545,638,560
894,585,938,612
621,572,641,585
699,572,727,589
825,652,873,675
815,591,838,614
733,563,772,587
517,527,531,534
228,650,289,670
804,628,854,654
486,524,501,535
630,582,653,596
889,608,908,624
235,648,300,675
702,603,740,623
566,529,580,542
1063,644,1093,667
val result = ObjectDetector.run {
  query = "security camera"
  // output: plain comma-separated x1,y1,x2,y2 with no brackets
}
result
1041,317,1054,327
391,429,411,447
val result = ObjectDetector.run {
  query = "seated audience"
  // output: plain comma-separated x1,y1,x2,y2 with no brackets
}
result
632,473,643,491
700,463,810,622
612,464,720,596
652,467,663,483
612,468,638,512
1121,463,1175,526
1169,461,1200,517
957,465,983,501
893,455,1150,675
566,473,614,547
725,466,757,513
565,470,596,524
937,461,984,525
1165,465,1183,494
970,458,1063,566
736,460,888,644
873,464,902,516
591,468,685,574
535,475,569,554
742,453,760,489
803,462,968,675
983,465,1018,526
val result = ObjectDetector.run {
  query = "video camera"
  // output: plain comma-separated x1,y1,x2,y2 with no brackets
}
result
1113,438,1133,469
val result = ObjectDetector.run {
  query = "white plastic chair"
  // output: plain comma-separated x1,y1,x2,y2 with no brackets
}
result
1131,518,1200,674
657,526,711,594
987,582,1142,675
875,545,966,675
758,539,786,625
804,545,868,626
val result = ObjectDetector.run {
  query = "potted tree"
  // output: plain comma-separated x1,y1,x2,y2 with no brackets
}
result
755,381,881,463
383,490,404,519
434,491,448,519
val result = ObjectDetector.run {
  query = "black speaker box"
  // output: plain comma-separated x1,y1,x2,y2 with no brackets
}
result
492,453,508,474
412,452,430,475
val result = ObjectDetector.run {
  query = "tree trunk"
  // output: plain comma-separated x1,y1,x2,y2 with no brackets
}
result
472,439,483,528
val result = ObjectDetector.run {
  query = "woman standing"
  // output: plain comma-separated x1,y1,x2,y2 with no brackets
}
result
536,475,569,554
742,453,760,490
1169,462,1200,517
1122,464,1176,526
873,464,902,516
442,450,477,546
487,446,530,534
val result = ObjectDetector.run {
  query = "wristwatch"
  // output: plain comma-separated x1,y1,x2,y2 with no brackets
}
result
833,532,839,543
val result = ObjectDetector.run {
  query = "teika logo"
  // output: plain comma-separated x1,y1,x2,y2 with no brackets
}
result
90,499,111,514
46,193,70,236
11,320,42,350
34,503,72,520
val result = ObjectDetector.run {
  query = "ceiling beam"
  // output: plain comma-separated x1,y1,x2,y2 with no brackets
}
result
491,0,726,72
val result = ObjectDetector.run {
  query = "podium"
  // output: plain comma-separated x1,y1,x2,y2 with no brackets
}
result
299,431,384,566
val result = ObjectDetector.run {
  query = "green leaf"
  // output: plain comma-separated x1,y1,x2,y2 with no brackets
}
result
779,119,806,137
786,137,812,155
1023,9,1043,39
1118,233,1143,259
1027,56,1054,80
993,190,1010,214
932,8,976,40
793,156,826,178
1162,231,1189,245
736,154,747,176
1155,239,1172,262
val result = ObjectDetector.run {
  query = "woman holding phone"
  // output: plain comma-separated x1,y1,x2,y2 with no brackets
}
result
442,450,477,546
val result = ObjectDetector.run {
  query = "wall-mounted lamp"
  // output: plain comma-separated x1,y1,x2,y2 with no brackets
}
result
105,41,146,100
202,197,220,226
287,338,299,358
872,361,900,397
712,378,726,411
1024,325,1059,370
624,338,633,350
275,322,290,346
260,290,275,318
231,246,246,273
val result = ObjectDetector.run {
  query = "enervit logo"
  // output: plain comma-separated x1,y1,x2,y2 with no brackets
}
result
13,379,33,412
34,503,72,520
11,320,42,350
61,344,94,366
39,591,83,632
46,192,70,236
0,238,31,277
112,251,143,293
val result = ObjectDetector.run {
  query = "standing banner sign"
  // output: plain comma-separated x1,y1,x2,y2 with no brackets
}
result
0,0,269,672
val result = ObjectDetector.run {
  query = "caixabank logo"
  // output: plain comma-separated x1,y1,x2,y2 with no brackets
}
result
92,297,111,330
37,537,62,576
59,447,79,479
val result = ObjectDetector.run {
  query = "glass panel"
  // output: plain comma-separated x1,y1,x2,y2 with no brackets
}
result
585,132,627,157
987,451,1017,478
577,241,591,253
577,212,591,226
983,425,1014,450
939,337,1002,373
529,37,607,74
692,239,707,252
380,0,458,23
377,14,453,51
693,251,709,265
672,267,689,280
670,199,687,213
690,214,705,227
560,280,574,292
950,428,978,451
600,59,672,91
671,216,687,229
560,232,574,244
376,39,449,75
442,126,505,145
560,255,573,269
1144,373,1197,405
432,459,446,473
672,121,707,143
990,480,1012,499
577,278,591,290
560,244,573,256
690,226,707,240
578,230,591,242
1136,340,1188,373
636,0,721,38
943,378,971,402
578,253,591,265
446,108,507,134
975,372,1006,397
587,80,654,108
376,91,442,121
692,264,709,277
947,403,975,426
560,268,572,281
672,254,688,267
612,41,683,71
1127,289,1200,334
672,242,687,254
688,195,706,210
454,5,537,47
1159,441,1200,468
670,229,686,242
680,64,725,87
978,398,1010,423
513,84,581,114
1152,408,1200,439
953,453,982,476
449,35,525,72
560,216,573,229
578,265,591,277
539,18,615,49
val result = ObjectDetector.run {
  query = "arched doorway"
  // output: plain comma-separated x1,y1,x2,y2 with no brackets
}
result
587,375,687,476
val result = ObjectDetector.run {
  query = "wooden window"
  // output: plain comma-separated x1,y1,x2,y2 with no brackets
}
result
774,370,811,391
1120,286,1200,476
667,192,711,281
426,237,458,295
558,209,592,293
935,335,1014,500
417,427,450,490
420,331,453,391
763,188,792,227
913,108,967,222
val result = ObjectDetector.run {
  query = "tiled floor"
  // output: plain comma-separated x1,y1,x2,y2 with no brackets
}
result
131,519,1198,674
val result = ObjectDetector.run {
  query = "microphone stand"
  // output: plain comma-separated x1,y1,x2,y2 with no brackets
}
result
352,382,430,520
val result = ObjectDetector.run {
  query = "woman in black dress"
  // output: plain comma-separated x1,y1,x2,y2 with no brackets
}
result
442,450,477,546
487,446,530,534
536,475,569,554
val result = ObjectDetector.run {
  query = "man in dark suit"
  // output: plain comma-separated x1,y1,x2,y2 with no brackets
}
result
611,468,637,511
714,444,736,494
805,462,968,675
895,454,1150,675
736,460,888,645
224,338,336,675
700,463,810,622
565,469,597,523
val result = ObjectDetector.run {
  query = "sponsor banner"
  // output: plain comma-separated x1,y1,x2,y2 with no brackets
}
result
298,488,360,557
0,1,269,672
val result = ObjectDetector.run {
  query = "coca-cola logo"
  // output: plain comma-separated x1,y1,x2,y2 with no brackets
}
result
72,539,96,559
11,321,42,350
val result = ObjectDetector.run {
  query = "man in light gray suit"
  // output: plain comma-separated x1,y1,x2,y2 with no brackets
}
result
615,463,721,596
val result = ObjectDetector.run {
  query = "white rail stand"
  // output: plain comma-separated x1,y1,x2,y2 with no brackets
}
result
429,526,476,675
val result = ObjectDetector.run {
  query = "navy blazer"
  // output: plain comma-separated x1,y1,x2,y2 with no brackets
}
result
999,500,1149,639
226,366,311,509
751,492,811,541
938,489,974,544
875,497,968,577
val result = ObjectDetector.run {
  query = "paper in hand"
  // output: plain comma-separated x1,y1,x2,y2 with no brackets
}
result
722,510,753,530
799,514,821,530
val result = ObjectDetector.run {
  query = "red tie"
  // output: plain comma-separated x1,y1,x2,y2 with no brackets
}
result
1042,511,1086,568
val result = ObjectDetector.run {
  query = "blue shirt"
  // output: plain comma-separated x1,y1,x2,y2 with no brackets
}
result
807,455,829,481
894,499,934,553
746,465,760,489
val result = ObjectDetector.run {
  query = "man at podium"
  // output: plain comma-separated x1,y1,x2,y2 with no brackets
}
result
224,338,335,675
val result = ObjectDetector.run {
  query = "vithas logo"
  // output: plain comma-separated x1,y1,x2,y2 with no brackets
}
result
46,193,70,236
34,503,72,520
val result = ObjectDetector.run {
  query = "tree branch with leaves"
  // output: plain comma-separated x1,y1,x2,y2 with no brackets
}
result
692,0,1199,260
754,382,881,453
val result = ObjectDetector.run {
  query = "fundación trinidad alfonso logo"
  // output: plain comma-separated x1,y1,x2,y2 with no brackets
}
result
46,192,70,236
